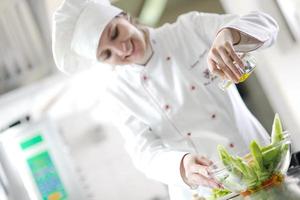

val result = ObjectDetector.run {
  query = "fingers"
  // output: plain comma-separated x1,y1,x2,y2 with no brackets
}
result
189,173,221,188
207,58,225,79
208,40,246,83
187,164,221,188
218,46,242,79
183,154,222,189
195,155,213,166
210,48,239,83
224,42,244,70
190,164,209,178
189,156,214,178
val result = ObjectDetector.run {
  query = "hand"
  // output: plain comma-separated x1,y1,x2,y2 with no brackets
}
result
180,154,221,189
207,28,244,83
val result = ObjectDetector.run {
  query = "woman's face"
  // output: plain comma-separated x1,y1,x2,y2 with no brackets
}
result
97,15,149,65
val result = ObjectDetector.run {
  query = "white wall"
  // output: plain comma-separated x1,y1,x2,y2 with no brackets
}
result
221,0,300,151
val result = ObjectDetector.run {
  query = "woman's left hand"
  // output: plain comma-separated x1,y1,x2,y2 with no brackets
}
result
207,28,244,83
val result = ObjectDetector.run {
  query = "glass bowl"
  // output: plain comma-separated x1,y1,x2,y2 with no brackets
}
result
208,134,291,193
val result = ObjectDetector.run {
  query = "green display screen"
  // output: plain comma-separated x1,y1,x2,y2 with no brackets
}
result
27,151,68,200
21,134,44,150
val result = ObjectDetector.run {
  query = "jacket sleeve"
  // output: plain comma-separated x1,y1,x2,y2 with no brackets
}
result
108,96,190,188
178,11,279,52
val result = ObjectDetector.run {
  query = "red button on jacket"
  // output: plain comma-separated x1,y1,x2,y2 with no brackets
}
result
164,104,170,110
143,75,148,81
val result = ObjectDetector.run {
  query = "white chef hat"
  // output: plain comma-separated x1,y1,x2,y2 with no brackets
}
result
52,0,122,74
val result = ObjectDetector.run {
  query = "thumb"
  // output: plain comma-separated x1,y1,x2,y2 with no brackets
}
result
190,164,209,177
195,155,213,166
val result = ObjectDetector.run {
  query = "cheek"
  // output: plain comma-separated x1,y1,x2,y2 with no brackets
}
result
134,32,146,53
138,31,147,48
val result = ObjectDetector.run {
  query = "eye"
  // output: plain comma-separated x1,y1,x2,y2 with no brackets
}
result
111,26,119,40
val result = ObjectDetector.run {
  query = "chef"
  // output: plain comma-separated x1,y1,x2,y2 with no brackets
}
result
52,0,279,199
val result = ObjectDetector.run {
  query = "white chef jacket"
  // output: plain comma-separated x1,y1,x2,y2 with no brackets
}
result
105,11,278,199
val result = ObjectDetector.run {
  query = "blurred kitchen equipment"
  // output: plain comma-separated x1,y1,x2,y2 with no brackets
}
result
289,151,300,169
0,118,86,200
0,0,54,95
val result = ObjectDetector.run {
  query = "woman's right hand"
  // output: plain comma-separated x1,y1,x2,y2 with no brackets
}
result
207,28,244,83
180,153,221,189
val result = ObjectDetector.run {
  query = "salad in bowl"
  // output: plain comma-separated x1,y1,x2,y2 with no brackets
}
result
208,114,291,199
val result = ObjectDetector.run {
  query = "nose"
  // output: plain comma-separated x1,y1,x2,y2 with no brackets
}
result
112,40,130,59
